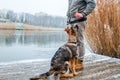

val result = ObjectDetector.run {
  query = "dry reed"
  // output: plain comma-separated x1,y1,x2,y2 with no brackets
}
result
85,0,120,58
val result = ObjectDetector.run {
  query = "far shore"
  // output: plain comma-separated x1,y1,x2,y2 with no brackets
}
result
0,23,64,31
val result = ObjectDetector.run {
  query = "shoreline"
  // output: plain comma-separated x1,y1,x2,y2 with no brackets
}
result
0,54,120,80
0,23,64,31
0,58,50,66
0,53,91,66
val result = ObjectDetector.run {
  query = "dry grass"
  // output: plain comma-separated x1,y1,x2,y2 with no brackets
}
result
24,24,63,31
85,0,120,58
0,23,63,31
0,23,16,30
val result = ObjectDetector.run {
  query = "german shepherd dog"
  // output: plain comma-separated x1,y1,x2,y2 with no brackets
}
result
30,26,82,80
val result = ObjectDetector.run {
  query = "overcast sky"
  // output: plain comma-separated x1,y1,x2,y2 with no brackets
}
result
0,0,68,17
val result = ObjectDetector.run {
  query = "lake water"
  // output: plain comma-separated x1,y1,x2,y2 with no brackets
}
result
0,30,67,63
0,30,91,64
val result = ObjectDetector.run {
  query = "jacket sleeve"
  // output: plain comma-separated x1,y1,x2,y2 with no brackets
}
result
81,0,96,17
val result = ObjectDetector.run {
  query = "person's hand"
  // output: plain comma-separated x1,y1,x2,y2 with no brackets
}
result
74,12,83,18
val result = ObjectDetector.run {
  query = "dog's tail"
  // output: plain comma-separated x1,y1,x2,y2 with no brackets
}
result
40,70,54,77
30,70,54,80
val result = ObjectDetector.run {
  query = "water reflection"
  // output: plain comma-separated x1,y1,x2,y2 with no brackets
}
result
0,30,67,47
0,30,67,63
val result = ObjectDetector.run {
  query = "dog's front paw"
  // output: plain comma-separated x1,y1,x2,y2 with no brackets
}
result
73,72,79,76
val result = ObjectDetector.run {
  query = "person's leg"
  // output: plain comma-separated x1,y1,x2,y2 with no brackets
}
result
76,21,86,61
72,21,86,69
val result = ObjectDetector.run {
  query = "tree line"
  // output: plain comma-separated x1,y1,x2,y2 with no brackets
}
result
0,9,67,28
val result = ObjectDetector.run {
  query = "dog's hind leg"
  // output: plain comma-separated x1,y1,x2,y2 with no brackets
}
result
59,62,74,78
75,59,84,71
